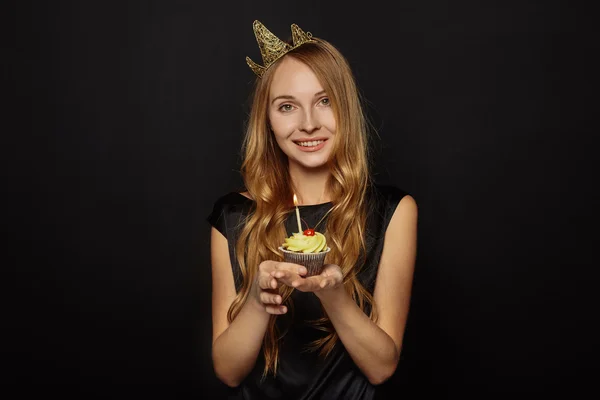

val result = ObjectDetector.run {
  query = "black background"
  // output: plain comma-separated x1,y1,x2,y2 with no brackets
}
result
4,0,597,396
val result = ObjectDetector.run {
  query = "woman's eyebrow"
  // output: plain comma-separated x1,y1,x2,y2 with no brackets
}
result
271,90,327,105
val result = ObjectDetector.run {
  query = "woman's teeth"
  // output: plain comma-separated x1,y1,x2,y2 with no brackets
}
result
296,140,324,147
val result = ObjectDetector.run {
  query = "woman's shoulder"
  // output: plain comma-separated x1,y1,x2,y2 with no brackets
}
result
210,190,253,212
365,183,415,238
207,190,254,237
369,182,415,220
370,182,412,206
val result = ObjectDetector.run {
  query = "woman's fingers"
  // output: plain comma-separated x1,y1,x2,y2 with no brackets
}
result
260,291,282,305
273,262,307,276
271,270,304,287
319,278,332,289
258,274,279,290
264,305,287,315
293,276,329,292
271,269,292,280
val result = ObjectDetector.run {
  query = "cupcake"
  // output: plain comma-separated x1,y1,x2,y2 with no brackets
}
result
279,228,331,277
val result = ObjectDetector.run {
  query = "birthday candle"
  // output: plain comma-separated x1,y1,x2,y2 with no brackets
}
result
293,194,302,234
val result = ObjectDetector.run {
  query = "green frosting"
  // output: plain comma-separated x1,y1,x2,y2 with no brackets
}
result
282,231,327,253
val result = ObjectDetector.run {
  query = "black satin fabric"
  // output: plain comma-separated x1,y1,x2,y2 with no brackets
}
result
207,184,408,400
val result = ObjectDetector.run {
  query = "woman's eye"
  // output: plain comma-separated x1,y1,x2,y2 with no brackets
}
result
279,104,293,112
320,98,330,106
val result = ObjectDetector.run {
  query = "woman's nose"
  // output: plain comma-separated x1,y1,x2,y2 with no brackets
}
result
299,110,320,134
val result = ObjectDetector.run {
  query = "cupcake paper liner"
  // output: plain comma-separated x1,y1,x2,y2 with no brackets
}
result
278,246,331,277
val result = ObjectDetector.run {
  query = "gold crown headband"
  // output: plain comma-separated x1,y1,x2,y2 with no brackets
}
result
246,20,317,78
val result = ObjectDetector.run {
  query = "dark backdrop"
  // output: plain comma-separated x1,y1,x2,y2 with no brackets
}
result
4,0,597,396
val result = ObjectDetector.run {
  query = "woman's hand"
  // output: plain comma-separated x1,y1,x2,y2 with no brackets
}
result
271,263,343,293
250,261,307,315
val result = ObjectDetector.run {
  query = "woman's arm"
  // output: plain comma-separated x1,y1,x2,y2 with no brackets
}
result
272,195,418,385
317,195,417,384
210,228,286,387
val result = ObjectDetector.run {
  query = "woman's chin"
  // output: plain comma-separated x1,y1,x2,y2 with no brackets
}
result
289,156,330,170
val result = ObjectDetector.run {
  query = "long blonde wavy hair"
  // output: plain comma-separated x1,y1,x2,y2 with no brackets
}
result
227,38,377,378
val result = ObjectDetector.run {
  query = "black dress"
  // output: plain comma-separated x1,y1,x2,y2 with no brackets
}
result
207,184,409,400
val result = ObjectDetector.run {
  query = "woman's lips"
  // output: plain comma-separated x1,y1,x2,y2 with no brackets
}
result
294,139,327,152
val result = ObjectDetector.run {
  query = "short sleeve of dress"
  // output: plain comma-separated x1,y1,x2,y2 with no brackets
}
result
356,184,410,293
373,184,409,234
206,191,253,243
207,194,229,238
206,192,253,292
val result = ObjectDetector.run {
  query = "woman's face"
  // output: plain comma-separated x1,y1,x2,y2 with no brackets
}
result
268,57,336,170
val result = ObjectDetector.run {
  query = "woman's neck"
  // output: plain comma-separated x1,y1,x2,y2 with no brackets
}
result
289,162,331,205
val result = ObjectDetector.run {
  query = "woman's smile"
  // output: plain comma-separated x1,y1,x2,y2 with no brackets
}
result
293,138,328,152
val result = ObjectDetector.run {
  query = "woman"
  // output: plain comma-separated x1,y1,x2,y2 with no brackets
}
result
207,20,418,399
